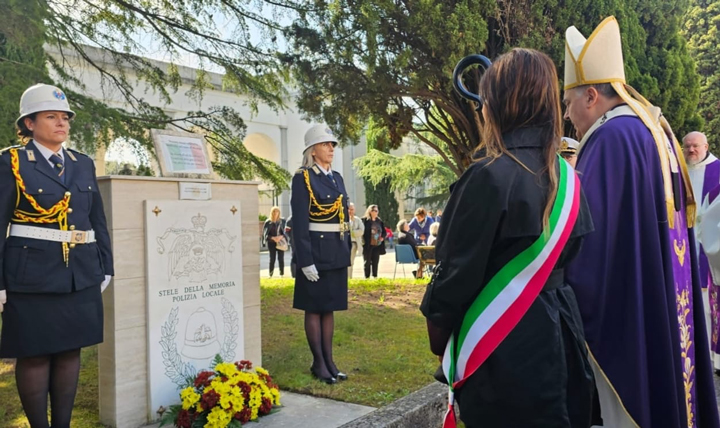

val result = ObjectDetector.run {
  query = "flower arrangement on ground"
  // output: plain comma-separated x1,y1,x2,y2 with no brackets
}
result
161,356,281,428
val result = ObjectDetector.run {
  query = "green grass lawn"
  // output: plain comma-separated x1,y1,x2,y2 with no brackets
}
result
261,277,438,407
0,277,439,427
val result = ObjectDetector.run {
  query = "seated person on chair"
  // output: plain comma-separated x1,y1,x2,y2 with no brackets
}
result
427,221,440,246
397,219,422,278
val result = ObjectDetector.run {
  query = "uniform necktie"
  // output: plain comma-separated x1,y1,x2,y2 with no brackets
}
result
51,153,65,183
328,172,338,188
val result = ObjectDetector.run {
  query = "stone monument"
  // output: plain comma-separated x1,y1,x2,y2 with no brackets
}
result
95,131,261,427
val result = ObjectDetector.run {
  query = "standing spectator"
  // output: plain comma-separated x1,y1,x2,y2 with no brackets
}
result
435,209,443,223
263,206,287,277
362,204,386,278
348,203,364,278
408,207,434,244
427,221,440,246
285,216,295,278
427,210,435,221
384,226,394,248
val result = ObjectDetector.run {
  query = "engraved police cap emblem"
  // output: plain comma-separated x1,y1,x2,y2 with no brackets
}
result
53,89,66,100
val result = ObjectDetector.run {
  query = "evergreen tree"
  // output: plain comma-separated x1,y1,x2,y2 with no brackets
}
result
284,0,701,175
0,0,294,190
684,0,720,150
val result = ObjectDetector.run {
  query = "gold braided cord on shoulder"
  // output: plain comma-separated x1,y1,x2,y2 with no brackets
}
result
303,169,345,225
10,148,71,265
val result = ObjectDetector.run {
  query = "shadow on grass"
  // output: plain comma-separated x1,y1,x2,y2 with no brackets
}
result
261,278,439,408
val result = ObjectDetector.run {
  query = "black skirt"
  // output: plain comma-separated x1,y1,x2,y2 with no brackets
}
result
0,285,104,358
293,267,348,312
453,283,596,428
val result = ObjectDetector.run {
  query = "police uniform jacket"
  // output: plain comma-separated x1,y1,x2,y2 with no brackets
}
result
290,165,351,271
0,140,114,294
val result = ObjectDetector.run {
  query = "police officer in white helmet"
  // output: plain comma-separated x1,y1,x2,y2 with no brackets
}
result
290,124,351,384
0,84,114,428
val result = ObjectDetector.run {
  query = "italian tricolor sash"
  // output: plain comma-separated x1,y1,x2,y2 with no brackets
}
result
441,157,581,427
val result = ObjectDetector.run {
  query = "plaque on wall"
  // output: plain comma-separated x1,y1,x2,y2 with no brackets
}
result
151,129,214,178
145,200,243,417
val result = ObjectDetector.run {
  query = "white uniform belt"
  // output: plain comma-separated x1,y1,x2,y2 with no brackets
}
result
9,224,96,244
308,223,349,233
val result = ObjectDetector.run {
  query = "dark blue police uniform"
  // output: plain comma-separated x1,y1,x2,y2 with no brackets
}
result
291,164,351,312
0,140,114,358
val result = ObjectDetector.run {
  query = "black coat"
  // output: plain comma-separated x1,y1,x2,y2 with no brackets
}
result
397,231,418,256
420,127,596,427
263,218,286,242
361,217,386,247
0,141,113,293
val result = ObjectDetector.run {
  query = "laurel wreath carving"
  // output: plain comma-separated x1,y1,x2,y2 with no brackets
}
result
220,297,240,362
160,307,197,386
160,300,240,386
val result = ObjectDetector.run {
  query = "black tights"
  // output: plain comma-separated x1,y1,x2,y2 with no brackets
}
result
304,312,340,378
15,349,82,428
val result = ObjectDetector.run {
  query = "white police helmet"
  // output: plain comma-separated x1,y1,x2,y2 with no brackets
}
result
303,124,338,152
16,84,75,128
559,137,580,155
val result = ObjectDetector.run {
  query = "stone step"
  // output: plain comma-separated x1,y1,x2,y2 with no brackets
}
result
143,391,375,428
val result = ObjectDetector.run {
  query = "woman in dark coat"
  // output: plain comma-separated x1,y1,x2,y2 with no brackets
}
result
361,205,386,278
420,49,596,427
263,206,287,277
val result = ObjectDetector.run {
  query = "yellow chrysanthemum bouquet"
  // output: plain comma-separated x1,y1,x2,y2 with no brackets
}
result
161,356,281,427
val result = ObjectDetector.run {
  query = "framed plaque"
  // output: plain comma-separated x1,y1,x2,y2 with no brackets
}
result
151,129,214,178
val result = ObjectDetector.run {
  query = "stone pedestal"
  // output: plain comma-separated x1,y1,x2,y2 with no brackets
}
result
96,176,261,428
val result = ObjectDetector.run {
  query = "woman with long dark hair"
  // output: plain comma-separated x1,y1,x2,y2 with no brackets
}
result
420,49,596,427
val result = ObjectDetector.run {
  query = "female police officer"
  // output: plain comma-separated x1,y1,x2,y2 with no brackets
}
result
0,84,114,428
291,124,351,384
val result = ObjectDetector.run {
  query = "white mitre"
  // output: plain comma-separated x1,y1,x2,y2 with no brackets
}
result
564,16,626,90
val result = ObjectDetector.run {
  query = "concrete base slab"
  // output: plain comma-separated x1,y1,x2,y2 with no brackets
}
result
257,391,375,427
142,391,375,428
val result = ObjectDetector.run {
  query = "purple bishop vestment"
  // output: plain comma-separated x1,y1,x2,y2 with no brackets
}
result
566,115,719,428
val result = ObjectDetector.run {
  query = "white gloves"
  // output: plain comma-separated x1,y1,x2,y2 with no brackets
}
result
302,265,320,282
0,290,6,313
101,275,112,293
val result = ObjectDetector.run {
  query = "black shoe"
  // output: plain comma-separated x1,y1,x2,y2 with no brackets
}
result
310,368,337,384
332,371,348,381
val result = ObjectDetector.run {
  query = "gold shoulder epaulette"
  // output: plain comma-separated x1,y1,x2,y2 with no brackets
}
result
295,167,306,175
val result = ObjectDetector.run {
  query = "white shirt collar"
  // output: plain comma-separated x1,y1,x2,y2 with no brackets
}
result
314,163,332,175
32,139,64,165
689,153,719,169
